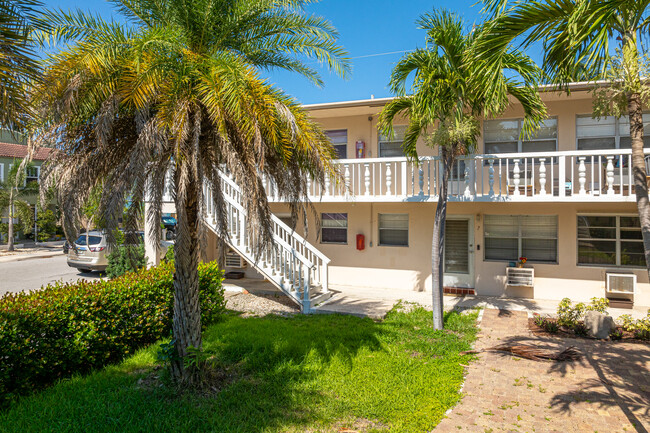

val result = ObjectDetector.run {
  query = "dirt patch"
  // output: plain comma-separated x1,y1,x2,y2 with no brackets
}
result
303,417,390,433
225,291,300,317
528,317,649,344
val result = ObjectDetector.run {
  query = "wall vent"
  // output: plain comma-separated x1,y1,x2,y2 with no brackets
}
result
606,273,636,295
225,250,246,268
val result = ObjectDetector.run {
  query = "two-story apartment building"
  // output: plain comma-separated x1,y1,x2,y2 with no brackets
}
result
156,82,650,311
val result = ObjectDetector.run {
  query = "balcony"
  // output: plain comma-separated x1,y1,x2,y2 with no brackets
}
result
263,148,648,203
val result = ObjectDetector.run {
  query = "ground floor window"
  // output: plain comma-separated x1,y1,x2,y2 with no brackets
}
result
484,215,558,263
577,215,644,267
321,213,347,244
378,213,408,246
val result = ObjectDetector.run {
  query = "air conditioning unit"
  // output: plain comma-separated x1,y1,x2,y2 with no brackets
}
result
225,250,246,268
606,273,636,295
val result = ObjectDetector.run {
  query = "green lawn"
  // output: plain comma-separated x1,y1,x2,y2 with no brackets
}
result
0,305,478,433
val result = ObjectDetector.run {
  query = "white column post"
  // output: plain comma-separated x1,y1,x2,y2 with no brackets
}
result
344,163,350,197
463,161,471,198
578,156,587,195
418,164,424,196
513,159,521,196
385,163,392,196
488,159,495,197
364,163,371,196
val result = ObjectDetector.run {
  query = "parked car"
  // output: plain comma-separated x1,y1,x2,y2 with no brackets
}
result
162,216,177,240
67,230,168,273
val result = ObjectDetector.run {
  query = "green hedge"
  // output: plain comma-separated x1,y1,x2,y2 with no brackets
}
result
0,261,225,406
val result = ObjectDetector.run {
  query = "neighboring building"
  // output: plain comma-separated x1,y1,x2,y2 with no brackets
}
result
157,83,650,310
0,141,52,242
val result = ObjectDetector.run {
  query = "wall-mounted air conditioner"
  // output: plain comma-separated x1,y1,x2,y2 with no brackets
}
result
225,250,246,268
606,273,636,295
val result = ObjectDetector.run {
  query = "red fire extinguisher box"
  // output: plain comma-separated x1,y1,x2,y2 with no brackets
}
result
356,234,365,251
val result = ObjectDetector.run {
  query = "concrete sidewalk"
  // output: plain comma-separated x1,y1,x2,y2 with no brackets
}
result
0,243,64,264
314,285,649,320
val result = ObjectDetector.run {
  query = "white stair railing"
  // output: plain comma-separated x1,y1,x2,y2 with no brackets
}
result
202,171,331,312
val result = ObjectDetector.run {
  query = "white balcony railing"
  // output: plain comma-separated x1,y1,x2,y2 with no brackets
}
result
262,148,648,202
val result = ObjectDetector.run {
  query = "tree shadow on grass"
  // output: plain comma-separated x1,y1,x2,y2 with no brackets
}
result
492,332,650,433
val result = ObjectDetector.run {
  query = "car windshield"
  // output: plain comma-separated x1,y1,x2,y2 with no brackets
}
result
162,217,176,224
75,235,102,246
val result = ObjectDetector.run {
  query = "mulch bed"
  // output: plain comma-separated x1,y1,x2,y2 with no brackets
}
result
528,317,649,345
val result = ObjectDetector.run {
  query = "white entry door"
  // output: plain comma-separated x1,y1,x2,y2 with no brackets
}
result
443,216,474,288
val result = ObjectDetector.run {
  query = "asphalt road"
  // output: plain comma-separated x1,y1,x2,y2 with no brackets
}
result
0,254,104,296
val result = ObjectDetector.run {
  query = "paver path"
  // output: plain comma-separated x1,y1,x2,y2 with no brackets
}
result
435,309,650,433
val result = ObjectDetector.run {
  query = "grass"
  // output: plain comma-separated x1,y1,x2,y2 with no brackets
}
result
0,305,479,433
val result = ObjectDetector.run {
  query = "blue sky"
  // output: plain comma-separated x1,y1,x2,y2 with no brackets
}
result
42,0,487,104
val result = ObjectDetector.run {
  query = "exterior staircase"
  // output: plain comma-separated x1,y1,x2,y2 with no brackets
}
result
202,172,332,313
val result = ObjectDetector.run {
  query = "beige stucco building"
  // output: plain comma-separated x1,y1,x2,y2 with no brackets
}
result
158,83,650,311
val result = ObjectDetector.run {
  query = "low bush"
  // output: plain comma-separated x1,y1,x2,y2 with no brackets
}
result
557,297,609,329
0,260,225,407
618,310,650,340
105,244,146,279
533,315,559,333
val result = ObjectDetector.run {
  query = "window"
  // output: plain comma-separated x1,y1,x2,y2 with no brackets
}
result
0,163,3,182
576,114,650,150
577,215,644,267
378,125,406,157
378,213,408,246
484,118,557,154
484,215,558,263
321,213,347,244
26,166,39,184
325,130,348,159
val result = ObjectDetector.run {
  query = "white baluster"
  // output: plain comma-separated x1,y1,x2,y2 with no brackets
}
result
463,161,471,198
324,172,330,196
364,163,370,196
513,159,521,196
306,177,312,197
386,163,392,195
344,163,350,197
539,158,547,195
606,156,615,195
418,164,424,196
488,159,495,197
261,174,267,196
578,157,587,195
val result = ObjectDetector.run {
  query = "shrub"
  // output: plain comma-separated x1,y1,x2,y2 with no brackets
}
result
105,244,146,278
617,310,650,340
0,260,225,407
556,297,609,329
609,328,623,341
542,319,559,334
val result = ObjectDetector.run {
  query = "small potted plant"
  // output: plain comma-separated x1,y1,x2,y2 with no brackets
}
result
517,256,527,268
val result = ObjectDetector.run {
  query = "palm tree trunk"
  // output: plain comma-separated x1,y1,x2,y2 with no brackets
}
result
628,92,650,278
170,164,202,384
7,195,14,252
432,147,453,330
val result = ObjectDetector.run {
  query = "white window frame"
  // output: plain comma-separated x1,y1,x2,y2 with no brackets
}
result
576,213,644,268
378,213,409,247
484,117,558,154
378,125,407,158
0,163,3,182
484,215,558,264
25,165,40,184
575,113,650,150
325,129,348,160
320,212,348,245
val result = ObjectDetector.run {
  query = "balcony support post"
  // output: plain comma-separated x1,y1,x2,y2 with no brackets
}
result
488,159,495,197
539,158,547,195
606,156,615,195
578,157,587,195
513,159,521,196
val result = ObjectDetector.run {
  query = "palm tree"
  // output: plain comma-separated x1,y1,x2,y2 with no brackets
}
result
479,0,650,279
0,162,38,251
37,0,348,383
379,10,546,329
0,0,43,132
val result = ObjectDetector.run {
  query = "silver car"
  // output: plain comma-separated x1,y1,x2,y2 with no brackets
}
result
67,231,110,272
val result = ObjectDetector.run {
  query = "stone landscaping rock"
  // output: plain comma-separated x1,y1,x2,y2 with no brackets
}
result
584,310,615,339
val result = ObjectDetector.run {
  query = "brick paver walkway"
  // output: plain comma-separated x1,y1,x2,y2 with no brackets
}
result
435,309,650,433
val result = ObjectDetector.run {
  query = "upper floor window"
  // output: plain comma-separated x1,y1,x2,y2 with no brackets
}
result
576,114,650,150
577,215,644,267
0,163,3,182
26,166,39,183
325,129,348,159
484,118,557,154
321,213,347,244
484,214,558,263
378,125,406,157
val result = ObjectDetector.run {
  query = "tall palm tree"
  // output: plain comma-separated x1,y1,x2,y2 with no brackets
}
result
0,0,43,132
379,10,546,329
479,0,650,279
36,0,348,383
0,162,38,251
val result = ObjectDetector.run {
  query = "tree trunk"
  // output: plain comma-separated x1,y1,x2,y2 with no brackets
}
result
432,147,453,330
628,92,650,279
170,163,203,384
7,196,14,252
